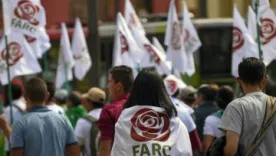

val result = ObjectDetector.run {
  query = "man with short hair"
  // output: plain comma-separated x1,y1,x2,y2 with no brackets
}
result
45,81,65,115
9,77,79,156
98,65,134,156
219,58,276,156
178,86,197,109
194,85,219,141
75,87,106,156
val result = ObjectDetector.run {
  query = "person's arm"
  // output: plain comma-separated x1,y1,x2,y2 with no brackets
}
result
65,144,80,156
202,135,214,153
99,140,113,156
0,115,11,141
224,130,240,156
10,148,24,156
98,107,115,156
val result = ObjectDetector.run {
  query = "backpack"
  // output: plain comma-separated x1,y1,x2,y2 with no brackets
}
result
206,96,276,156
82,115,100,156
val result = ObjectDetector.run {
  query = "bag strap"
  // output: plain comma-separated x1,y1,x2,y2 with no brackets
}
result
82,115,97,122
246,96,276,156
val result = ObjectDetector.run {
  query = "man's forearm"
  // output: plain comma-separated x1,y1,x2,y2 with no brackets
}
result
224,143,237,156
99,140,112,156
3,125,11,142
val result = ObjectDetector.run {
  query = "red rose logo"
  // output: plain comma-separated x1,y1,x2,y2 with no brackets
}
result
232,27,244,53
130,108,171,142
24,35,36,43
119,31,129,54
14,0,40,26
260,18,276,45
172,22,181,50
144,44,161,64
166,80,177,94
183,28,190,43
1,42,23,66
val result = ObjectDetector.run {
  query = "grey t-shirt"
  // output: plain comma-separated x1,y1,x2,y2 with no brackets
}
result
218,92,276,156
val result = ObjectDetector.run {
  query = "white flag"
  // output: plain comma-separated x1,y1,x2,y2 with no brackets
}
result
247,6,257,41
232,4,259,77
0,33,41,85
124,0,145,35
56,23,75,89
72,17,92,80
152,37,166,57
182,1,201,76
165,0,187,74
252,0,270,16
2,0,46,37
2,0,11,35
113,13,144,70
260,8,276,65
132,30,171,75
111,106,192,156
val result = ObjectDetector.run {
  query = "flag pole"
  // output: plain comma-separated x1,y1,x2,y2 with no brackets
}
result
64,63,70,92
4,35,13,124
42,53,49,78
255,0,263,61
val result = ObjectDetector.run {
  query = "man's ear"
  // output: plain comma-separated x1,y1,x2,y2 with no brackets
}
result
45,92,50,102
236,77,241,84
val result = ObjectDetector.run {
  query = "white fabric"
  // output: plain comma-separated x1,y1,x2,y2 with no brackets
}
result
47,104,65,115
0,33,42,85
164,75,187,96
152,37,166,57
182,1,201,76
75,108,102,156
56,23,75,89
203,115,224,138
132,27,171,76
124,0,145,35
171,97,196,132
247,6,257,41
231,5,259,77
113,13,144,75
2,0,46,37
260,8,276,65
165,0,187,74
72,17,92,80
111,106,192,156
2,0,11,35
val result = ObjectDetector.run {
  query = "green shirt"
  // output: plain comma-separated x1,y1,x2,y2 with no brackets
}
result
66,105,87,128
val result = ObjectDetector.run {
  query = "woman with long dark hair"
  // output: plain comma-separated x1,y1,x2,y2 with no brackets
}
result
111,69,192,156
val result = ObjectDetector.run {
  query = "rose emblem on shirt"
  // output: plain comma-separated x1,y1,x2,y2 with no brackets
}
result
130,108,171,142
14,0,40,25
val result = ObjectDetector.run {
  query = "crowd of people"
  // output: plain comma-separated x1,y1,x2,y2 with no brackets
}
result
0,57,275,156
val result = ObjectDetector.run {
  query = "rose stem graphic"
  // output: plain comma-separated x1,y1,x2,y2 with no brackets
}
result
4,35,14,124
255,0,263,61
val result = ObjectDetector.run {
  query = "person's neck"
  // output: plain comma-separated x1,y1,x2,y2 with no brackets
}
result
243,85,262,94
113,92,126,101
46,101,54,105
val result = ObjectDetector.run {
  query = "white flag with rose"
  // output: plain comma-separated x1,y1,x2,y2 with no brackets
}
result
232,4,259,77
0,33,41,85
111,106,192,156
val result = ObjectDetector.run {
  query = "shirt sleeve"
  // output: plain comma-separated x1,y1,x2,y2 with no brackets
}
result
98,106,115,141
218,101,243,135
178,111,196,132
65,118,78,146
10,120,24,149
203,116,219,137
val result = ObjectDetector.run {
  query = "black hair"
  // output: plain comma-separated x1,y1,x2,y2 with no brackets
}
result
124,69,177,118
198,86,217,102
216,85,234,109
45,81,55,102
68,91,81,107
238,57,266,85
110,65,134,93
25,77,47,103
4,84,22,101
87,99,104,109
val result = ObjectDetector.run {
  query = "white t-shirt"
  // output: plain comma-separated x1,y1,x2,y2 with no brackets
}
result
47,103,65,115
75,108,102,156
171,97,196,132
203,115,224,138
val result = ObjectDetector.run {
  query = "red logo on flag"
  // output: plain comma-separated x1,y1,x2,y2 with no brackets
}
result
172,22,181,50
14,0,40,26
144,44,161,64
166,80,177,94
1,42,23,66
119,31,129,54
260,18,276,45
24,35,36,43
130,108,171,142
232,27,244,53
183,28,190,43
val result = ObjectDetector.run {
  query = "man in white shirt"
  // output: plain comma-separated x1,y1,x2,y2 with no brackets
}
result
75,87,106,156
45,81,65,115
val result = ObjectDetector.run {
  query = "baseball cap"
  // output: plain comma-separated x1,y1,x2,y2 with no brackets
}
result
82,87,106,103
164,75,187,96
179,86,197,99
54,89,68,101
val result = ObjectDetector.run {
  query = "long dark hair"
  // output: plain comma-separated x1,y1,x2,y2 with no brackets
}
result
124,69,177,118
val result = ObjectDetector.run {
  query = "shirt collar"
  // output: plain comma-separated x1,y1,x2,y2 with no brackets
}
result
29,106,50,112
112,93,129,103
